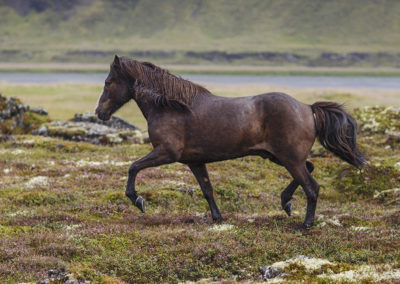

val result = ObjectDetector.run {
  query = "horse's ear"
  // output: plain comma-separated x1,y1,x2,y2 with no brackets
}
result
113,55,121,69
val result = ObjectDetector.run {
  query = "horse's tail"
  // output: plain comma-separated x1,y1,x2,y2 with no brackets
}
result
311,102,366,167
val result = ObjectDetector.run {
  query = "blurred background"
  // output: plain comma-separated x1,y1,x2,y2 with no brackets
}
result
0,0,399,67
0,0,399,128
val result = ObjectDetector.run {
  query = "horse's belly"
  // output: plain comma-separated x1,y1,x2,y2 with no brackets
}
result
179,134,267,163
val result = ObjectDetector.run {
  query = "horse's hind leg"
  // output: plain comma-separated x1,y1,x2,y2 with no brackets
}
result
188,163,223,222
126,147,176,213
281,161,314,216
285,162,319,228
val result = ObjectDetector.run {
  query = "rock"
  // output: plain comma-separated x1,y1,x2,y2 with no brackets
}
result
177,186,195,196
0,93,49,134
34,125,49,136
55,144,65,149
35,113,148,145
31,107,48,115
72,112,138,130
47,125,88,138
36,268,86,284
105,133,123,144
120,130,144,144
353,106,400,134
373,188,400,204
0,135,15,142
259,266,282,280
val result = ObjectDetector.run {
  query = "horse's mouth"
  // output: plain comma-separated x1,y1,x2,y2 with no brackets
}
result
95,110,111,121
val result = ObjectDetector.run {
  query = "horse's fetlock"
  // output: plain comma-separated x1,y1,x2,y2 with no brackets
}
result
125,190,136,199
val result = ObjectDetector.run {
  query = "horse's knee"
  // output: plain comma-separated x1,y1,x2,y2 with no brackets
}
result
128,163,138,175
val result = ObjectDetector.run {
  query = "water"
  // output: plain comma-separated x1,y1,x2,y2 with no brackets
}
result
0,72,399,90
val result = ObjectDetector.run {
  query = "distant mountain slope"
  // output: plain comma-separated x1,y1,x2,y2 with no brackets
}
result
0,0,399,65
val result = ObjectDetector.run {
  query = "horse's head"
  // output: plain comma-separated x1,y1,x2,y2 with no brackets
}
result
95,55,133,121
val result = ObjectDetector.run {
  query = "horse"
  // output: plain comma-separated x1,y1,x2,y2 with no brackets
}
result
95,55,365,228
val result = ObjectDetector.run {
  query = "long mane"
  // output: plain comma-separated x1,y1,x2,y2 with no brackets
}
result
119,57,211,110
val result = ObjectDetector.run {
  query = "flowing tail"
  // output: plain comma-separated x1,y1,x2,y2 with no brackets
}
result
311,102,366,167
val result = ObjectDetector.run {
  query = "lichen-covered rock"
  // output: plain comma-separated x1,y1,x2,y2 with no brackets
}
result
30,107,49,116
0,93,49,134
34,113,147,145
373,188,400,204
0,134,15,142
72,112,138,130
353,106,400,134
37,268,87,284
47,124,88,138
105,133,123,144
259,266,282,280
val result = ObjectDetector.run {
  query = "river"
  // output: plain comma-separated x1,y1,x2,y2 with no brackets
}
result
0,72,399,90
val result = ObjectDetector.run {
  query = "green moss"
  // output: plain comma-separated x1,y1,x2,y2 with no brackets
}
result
47,125,88,138
281,262,354,281
0,224,32,237
333,164,400,200
11,191,77,206
13,135,100,153
339,216,369,227
23,111,50,130
0,111,49,134
0,119,14,134
102,191,130,206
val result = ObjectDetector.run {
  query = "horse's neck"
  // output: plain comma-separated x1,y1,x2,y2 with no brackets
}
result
133,96,153,120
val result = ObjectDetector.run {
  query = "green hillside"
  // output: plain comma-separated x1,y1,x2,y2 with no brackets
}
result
0,0,399,66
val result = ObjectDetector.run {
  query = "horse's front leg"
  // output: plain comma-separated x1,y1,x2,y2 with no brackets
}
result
281,160,314,216
188,163,223,222
126,146,176,212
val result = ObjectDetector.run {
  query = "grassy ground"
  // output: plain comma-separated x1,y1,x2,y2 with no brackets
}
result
0,128,399,282
0,83,399,282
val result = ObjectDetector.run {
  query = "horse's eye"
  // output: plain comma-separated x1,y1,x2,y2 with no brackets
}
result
105,81,111,87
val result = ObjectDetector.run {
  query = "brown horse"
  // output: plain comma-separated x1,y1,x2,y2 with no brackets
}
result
95,55,365,228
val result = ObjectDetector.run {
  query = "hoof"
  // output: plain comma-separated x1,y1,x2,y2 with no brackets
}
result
302,222,313,230
283,202,292,216
135,196,146,213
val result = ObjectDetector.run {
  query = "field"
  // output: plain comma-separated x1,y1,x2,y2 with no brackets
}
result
0,82,399,282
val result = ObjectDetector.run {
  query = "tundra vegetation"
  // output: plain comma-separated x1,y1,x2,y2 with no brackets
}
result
0,83,399,283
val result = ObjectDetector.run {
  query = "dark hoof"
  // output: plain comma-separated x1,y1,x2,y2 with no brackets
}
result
302,222,313,230
283,202,292,216
135,196,146,213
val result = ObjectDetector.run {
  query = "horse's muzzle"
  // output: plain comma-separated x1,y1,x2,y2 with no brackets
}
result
95,108,111,121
